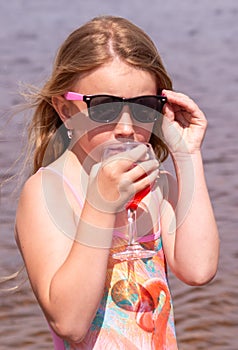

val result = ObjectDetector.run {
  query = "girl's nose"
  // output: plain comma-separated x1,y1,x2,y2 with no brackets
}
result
114,106,135,139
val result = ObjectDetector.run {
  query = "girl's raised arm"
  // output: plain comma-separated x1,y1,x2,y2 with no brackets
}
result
159,90,219,285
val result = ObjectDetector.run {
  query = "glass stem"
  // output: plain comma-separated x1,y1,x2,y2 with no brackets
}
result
127,208,137,245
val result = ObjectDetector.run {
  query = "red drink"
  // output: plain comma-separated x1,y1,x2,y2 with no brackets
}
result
126,174,151,211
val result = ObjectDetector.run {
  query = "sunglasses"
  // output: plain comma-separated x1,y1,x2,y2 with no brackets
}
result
64,92,167,123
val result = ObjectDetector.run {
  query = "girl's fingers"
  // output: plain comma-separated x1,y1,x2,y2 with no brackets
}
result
163,101,175,122
162,89,204,120
102,144,149,172
131,167,160,195
127,159,159,181
161,90,208,154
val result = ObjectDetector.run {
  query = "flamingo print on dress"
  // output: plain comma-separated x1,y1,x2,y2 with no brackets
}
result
136,278,171,350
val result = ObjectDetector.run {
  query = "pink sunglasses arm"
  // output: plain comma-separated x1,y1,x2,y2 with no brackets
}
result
64,92,84,101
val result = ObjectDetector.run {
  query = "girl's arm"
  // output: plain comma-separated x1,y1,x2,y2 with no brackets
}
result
15,146,159,344
16,173,114,344
160,90,220,285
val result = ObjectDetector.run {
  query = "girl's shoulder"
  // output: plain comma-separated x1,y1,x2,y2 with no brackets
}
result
15,155,78,253
18,170,44,206
19,149,78,200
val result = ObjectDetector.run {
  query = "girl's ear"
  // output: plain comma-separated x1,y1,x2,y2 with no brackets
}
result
52,96,71,125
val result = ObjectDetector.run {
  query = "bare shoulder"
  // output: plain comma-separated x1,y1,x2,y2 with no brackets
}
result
16,171,44,224
15,170,76,295
16,167,77,243
16,170,61,229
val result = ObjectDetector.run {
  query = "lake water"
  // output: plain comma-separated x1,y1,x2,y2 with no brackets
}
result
0,0,238,349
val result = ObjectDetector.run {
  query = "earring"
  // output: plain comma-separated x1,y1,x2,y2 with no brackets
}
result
67,129,73,139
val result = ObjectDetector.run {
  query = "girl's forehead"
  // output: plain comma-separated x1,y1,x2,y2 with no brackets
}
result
73,60,157,97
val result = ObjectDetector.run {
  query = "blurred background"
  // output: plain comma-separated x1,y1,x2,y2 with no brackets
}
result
0,0,237,349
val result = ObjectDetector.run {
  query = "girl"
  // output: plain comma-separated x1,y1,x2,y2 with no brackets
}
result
15,16,219,349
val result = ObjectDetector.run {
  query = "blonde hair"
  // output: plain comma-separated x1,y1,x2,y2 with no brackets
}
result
26,15,173,173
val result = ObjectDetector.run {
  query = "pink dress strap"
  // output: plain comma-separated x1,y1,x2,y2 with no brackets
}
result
49,326,65,350
38,166,84,208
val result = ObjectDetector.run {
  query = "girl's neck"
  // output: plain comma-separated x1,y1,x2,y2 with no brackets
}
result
70,143,97,175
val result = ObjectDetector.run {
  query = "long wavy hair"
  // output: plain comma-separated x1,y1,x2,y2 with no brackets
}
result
26,15,173,173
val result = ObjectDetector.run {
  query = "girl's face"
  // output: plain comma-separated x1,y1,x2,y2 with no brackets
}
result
66,59,157,162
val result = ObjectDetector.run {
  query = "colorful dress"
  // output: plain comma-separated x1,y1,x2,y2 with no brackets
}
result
41,167,178,349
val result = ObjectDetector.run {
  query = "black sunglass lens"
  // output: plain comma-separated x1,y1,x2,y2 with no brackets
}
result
89,96,122,123
132,97,163,123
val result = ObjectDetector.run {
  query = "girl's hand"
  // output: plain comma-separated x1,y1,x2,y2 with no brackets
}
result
161,90,208,156
86,144,159,214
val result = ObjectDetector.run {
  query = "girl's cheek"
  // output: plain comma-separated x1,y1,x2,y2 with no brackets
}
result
135,124,153,140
